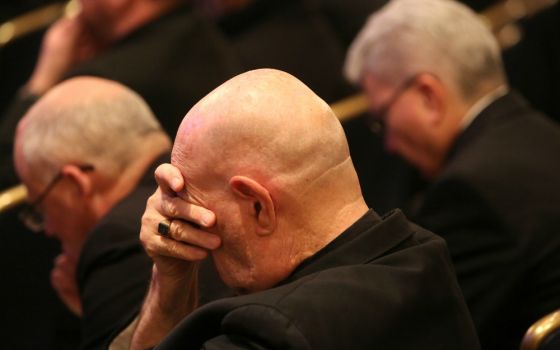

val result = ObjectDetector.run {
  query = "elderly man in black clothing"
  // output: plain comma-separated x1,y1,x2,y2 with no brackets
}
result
13,77,226,350
345,0,560,348
113,69,479,350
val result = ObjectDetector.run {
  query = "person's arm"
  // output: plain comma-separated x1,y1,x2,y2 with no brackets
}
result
129,164,222,350
25,15,100,95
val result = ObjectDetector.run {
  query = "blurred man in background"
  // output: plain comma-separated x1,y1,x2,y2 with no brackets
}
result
345,0,560,348
1,3,239,346
14,77,226,350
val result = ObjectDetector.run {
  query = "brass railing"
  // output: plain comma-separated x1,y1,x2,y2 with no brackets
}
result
0,0,79,47
520,309,560,350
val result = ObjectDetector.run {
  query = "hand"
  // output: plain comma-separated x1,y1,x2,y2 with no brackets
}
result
25,16,101,95
51,253,83,317
130,164,221,349
140,163,221,280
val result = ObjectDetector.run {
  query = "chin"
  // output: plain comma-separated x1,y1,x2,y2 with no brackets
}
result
214,262,257,295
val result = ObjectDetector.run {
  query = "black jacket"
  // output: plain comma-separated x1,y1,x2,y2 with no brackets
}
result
155,210,480,350
412,92,560,349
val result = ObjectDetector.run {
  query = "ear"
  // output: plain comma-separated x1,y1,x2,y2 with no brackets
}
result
61,165,94,197
229,176,276,236
415,73,447,126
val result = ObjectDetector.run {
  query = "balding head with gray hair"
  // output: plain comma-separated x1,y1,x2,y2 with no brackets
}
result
345,0,506,103
16,77,170,184
14,76,171,261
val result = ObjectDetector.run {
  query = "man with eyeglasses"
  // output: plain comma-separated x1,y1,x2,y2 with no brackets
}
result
13,77,227,350
345,0,560,348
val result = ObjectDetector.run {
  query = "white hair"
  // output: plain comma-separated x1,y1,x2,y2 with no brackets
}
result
20,81,167,184
344,0,506,101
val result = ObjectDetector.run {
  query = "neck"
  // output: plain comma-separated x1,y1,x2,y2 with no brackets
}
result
424,83,508,180
421,88,474,180
288,163,369,269
296,198,368,262
107,1,182,43
92,136,170,221
460,84,508,131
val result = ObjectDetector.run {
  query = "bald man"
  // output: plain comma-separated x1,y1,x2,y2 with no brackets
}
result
13,77,226,350
113,69,479,350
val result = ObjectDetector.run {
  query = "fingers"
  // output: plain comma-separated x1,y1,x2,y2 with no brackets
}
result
154,163,216,228
141,217,209,264
143,164,221,280
27,17,90,94
147,232,209,262
167,219,221,250
158,194,216,228
155,163,184,195
140,192,221,263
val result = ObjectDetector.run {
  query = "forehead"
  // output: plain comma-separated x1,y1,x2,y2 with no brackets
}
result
171,112,214,170
363,73,394,93
170,131,213,193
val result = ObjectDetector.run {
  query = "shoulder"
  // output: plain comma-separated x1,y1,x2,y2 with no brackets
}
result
87,184,153,247
194,249,473,349
77,183,154,285
448,97,560,183
433,99,560,207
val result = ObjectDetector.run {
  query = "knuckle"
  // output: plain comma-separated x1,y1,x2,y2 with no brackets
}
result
165,200,179,218
172,221,186,240
147,192,157,205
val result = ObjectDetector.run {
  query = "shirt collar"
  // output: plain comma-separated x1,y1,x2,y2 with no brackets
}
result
460,85,509,130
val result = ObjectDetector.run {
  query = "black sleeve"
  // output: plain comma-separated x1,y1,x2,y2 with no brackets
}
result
77,222,153,350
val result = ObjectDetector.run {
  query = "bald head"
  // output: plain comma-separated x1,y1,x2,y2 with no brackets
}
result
170,69,367,292
16,76,169,184
173,69,351,192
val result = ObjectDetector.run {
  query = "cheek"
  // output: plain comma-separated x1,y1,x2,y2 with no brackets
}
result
386,112,422,150
44,205,72,236
211,216,253,276
387,99,434,147
44,197,87,239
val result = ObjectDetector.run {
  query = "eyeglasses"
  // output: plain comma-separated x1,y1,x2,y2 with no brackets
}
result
368,75,419,135
19,164,95,232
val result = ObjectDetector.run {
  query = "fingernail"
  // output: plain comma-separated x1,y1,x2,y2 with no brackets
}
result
201,213,214,227
171,177,182,190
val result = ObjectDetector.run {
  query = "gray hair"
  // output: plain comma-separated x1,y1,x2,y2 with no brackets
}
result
344,0,506,101
19,79,167,184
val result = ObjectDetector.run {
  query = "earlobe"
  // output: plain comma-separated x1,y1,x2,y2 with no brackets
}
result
229,176,276,235
61,165,93,197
